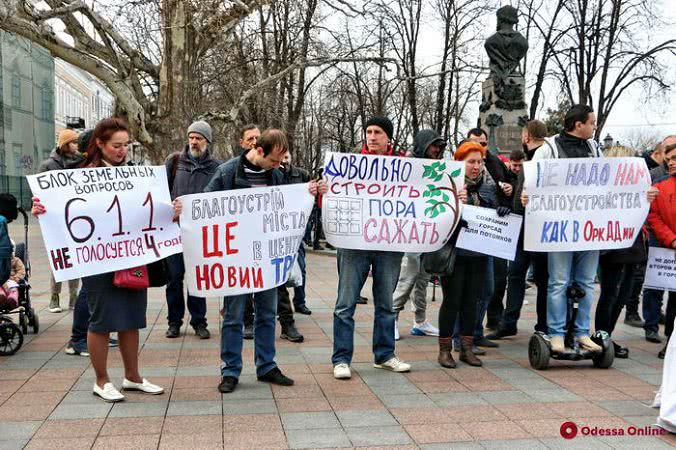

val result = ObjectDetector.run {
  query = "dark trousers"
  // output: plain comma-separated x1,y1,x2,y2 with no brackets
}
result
625,262,646,316
165,253,207,328
439,255,487,338
644,289,676,336
500,237,549,333
595,261,637,335
313,207,324,247
487,258,508,327
70,288,89,343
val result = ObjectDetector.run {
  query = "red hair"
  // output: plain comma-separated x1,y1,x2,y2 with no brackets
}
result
454,141,485,161
80,118,130,168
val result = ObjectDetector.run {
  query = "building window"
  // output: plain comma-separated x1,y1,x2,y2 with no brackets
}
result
13,144,23,173
41,88,53,120
0,152,5,176
11,75,21,107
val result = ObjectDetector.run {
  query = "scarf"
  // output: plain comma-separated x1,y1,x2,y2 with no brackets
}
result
465,169,485,206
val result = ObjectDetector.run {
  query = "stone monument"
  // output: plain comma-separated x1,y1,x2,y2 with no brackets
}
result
479,5,529,154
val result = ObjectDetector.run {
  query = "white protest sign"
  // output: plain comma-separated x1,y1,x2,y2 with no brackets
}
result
27,166,182,282
180,184,314,296
456,205,523,260
644,247,676,292
322,152,464,252
523,157,650,252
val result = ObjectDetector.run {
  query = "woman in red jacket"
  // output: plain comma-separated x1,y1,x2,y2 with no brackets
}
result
647,142,676,358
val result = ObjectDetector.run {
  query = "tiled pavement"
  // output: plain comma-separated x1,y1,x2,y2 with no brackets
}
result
1,219,675,449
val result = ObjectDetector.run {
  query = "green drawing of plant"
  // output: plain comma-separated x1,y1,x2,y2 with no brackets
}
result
421,161,462,239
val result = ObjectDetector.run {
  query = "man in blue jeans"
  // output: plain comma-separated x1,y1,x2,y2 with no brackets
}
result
332,116,411,380
165,121,221,339
203,129,326,393
526,104,604,353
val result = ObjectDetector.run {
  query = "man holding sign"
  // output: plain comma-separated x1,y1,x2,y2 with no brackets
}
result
198,129,326,394
329,116,412,380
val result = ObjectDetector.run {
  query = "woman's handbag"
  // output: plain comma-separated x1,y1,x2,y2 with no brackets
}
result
422,241,457,276
147,258,170,288
113,266,150,290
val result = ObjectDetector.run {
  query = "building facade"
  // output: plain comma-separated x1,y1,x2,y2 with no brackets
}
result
54,58,114,136
0,31,55,206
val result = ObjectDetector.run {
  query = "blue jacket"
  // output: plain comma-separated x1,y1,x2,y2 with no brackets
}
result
0,215,12,259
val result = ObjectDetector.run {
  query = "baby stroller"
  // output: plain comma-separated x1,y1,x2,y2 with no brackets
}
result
0,208,39,356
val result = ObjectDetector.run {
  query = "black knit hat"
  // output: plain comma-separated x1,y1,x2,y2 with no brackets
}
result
365,116,394,140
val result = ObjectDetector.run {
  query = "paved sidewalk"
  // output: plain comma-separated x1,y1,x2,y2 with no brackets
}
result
0,220,674,449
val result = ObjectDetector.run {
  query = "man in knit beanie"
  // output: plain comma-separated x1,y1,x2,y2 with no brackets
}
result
164,120,220,339
38,128,84,313
331,116,411,380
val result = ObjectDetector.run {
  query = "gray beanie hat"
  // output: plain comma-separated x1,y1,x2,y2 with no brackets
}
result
187,120,212,143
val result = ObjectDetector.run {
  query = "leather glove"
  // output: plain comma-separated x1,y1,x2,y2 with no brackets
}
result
496,206,511,217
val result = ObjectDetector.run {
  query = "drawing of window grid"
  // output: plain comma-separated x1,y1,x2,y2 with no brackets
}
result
325,198,362,235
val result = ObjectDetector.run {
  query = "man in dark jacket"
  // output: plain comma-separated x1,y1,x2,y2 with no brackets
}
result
487,120,550,339
275,152,311,344
392,129,444,341
206,129,326,394
39,128,84,313
164,121,221,340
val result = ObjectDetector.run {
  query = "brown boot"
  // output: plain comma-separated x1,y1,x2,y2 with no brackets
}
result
460,336,482,367
438,337,456,368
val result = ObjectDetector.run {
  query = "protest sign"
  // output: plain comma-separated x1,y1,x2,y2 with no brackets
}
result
523,157,650,252
456,205,522,260
27,166,182,282
644,247,676,292
180,184,314,296
322,152,464,252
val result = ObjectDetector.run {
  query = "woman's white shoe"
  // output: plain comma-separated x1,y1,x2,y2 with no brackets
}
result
93,382,125,402
122,378,164,394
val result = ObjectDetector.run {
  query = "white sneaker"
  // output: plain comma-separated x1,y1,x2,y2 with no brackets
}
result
394,322,400,341
121,378,164,394
374,356,411,373
333,363,351,379
523,300,529,305
93,382,125,402
411,321,439,336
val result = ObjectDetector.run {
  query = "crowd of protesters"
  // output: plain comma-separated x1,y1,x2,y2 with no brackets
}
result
12,103,672,411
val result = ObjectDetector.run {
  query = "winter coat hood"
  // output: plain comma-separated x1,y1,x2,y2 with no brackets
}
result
412,129,446,159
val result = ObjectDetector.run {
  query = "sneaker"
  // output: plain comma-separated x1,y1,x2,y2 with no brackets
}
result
165,323,180,338
523,299,530,305
357,296,368,305
108,338,119,347
218,376,238,393
194,325,210,339
121,378,164,394
65,340,89,357
624,313,644,328
257,367,294,386
93,382,125,402
486,328,517,340
374,356,411,373
48,294,62,313
394,321,400,341
645,330,662,343
411,321,440,337
333,363,351,379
